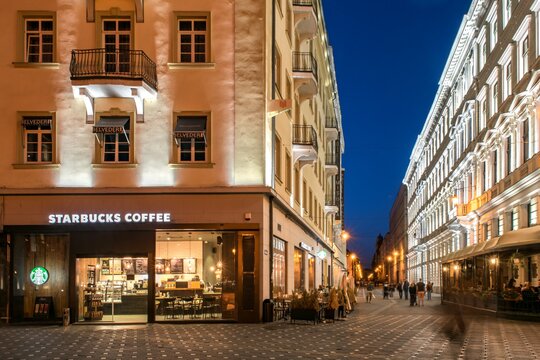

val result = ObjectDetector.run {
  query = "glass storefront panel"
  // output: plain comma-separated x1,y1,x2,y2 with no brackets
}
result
272,237,286,297
12,233,69,321
155,231,236,321
76,257,148,323
293,247,304,291
308,254,315,290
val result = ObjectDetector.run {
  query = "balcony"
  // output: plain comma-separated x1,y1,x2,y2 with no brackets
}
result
292,124,318,168
325,193,338,215
325,152,339,177
325,117,339,142
70,48,158,122
292,52,318,102
293,0,318,42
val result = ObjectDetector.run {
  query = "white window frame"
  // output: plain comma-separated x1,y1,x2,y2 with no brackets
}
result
529,198,538,226
487,3,498,51
503,0,511,28
513,16,531,81
22,117,54,163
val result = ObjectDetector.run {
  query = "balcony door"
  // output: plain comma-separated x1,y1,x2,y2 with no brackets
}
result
102,19,131,74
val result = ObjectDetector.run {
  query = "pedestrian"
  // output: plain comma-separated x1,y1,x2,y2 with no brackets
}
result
366,281,374,303
417,278,425,306
403,279,409,300
397,281,403,299
427,281,433,301
383,282,389,299
409,281,417,306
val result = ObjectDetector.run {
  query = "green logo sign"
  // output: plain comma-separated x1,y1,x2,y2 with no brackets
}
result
30,266,49,285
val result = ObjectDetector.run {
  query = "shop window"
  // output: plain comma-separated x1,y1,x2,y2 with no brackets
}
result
174,114,209,164
308,254,315,290
11,234,68,321
177,15,209,63
17,12,55,63
93,116,132,164
19,114,55,164
272,238,287,297
294,247,305,291
154,231,237,321
529,199,538,226
511,208,519,231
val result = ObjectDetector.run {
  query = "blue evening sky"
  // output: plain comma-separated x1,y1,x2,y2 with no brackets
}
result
322,0,472,266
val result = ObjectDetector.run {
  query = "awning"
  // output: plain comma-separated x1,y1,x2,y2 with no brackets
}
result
93,117,129,134
92,117,129,145
440,237,501,263
494,226,540,250
174,116,206,141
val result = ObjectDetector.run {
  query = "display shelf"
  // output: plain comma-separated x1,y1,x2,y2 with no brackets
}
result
83,288,103,320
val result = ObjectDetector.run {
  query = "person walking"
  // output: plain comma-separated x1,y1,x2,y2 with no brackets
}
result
409,281,417,306
403,279,409,300
383,282,389,299
366,281,374,303
417,278,426,306
397,281,403,299
427,281,433,301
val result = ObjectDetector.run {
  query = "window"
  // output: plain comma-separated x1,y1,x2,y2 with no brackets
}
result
21,115,54,163
285,152,292,192
22,16,54,63
275,135,282,180
94,116,131,163
492,150,498,185
506,136,512,176
521,36,529,77
529,198,538,226
303,179,307,215
285,3,292,43
503,0,511,28
523,118,530,162
511,208,519,231
504,61,512,99
491,81,498,115
480,98,487,128
272,237,287,297
480,39,487,70
174,115,208,163
491,19,498,50
484,222,492,241
308,255,315,290
275,47,282,97
498,214,504,236
294,165,300,204
177,16,208,63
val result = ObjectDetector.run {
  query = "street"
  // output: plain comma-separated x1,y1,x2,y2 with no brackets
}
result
1,289,540,359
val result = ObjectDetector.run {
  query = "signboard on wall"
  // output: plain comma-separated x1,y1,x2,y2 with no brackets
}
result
48,212,172,224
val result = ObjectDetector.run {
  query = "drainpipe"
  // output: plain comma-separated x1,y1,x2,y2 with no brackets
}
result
269,0,276,300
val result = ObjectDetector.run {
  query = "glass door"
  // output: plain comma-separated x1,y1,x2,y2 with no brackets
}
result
102,19,131,74
76,257,148,323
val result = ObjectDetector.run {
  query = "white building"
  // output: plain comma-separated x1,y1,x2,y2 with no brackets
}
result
404,0,540,293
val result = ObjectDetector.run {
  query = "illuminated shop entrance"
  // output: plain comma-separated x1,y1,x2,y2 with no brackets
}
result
155,231,237,321
76,257,148,323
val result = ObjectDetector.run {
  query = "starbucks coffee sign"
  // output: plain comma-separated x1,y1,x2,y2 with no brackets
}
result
30,266,49,285
48,212,171,224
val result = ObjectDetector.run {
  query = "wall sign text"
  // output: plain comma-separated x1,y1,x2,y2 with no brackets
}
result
48,213,171,224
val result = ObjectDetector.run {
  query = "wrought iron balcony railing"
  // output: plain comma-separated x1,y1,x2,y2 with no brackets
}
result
326,152,338,166
292,125,318,151
326,117,338,129
293,0,318,15
70,48,157,90
292,52,318,81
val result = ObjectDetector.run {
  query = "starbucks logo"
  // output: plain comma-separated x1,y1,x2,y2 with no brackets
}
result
30,266,49,286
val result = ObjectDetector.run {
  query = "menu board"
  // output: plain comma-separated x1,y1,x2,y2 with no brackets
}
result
135,258,148,275
34,296,54,319
122,258,135,275
183,258,197,274
170,258,183,274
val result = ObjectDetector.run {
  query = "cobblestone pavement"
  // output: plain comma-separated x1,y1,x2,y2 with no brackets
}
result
2,289,540,359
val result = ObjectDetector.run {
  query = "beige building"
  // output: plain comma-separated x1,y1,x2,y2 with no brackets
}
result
0,0,344,323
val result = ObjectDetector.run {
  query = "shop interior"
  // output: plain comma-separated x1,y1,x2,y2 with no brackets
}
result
76,257,148,323
154,231,236,321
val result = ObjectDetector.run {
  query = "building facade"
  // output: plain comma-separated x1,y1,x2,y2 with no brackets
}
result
0,0,345,323
388,185,408,284
404,0,540,302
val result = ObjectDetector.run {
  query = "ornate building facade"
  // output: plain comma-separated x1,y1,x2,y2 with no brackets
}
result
404,0,540,293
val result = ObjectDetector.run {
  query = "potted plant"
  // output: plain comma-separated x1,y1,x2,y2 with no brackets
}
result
324,288,339,322
290,290,320,324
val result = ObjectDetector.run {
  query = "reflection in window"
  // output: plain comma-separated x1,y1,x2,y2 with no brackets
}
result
272,238,286,297
294,247,304,291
